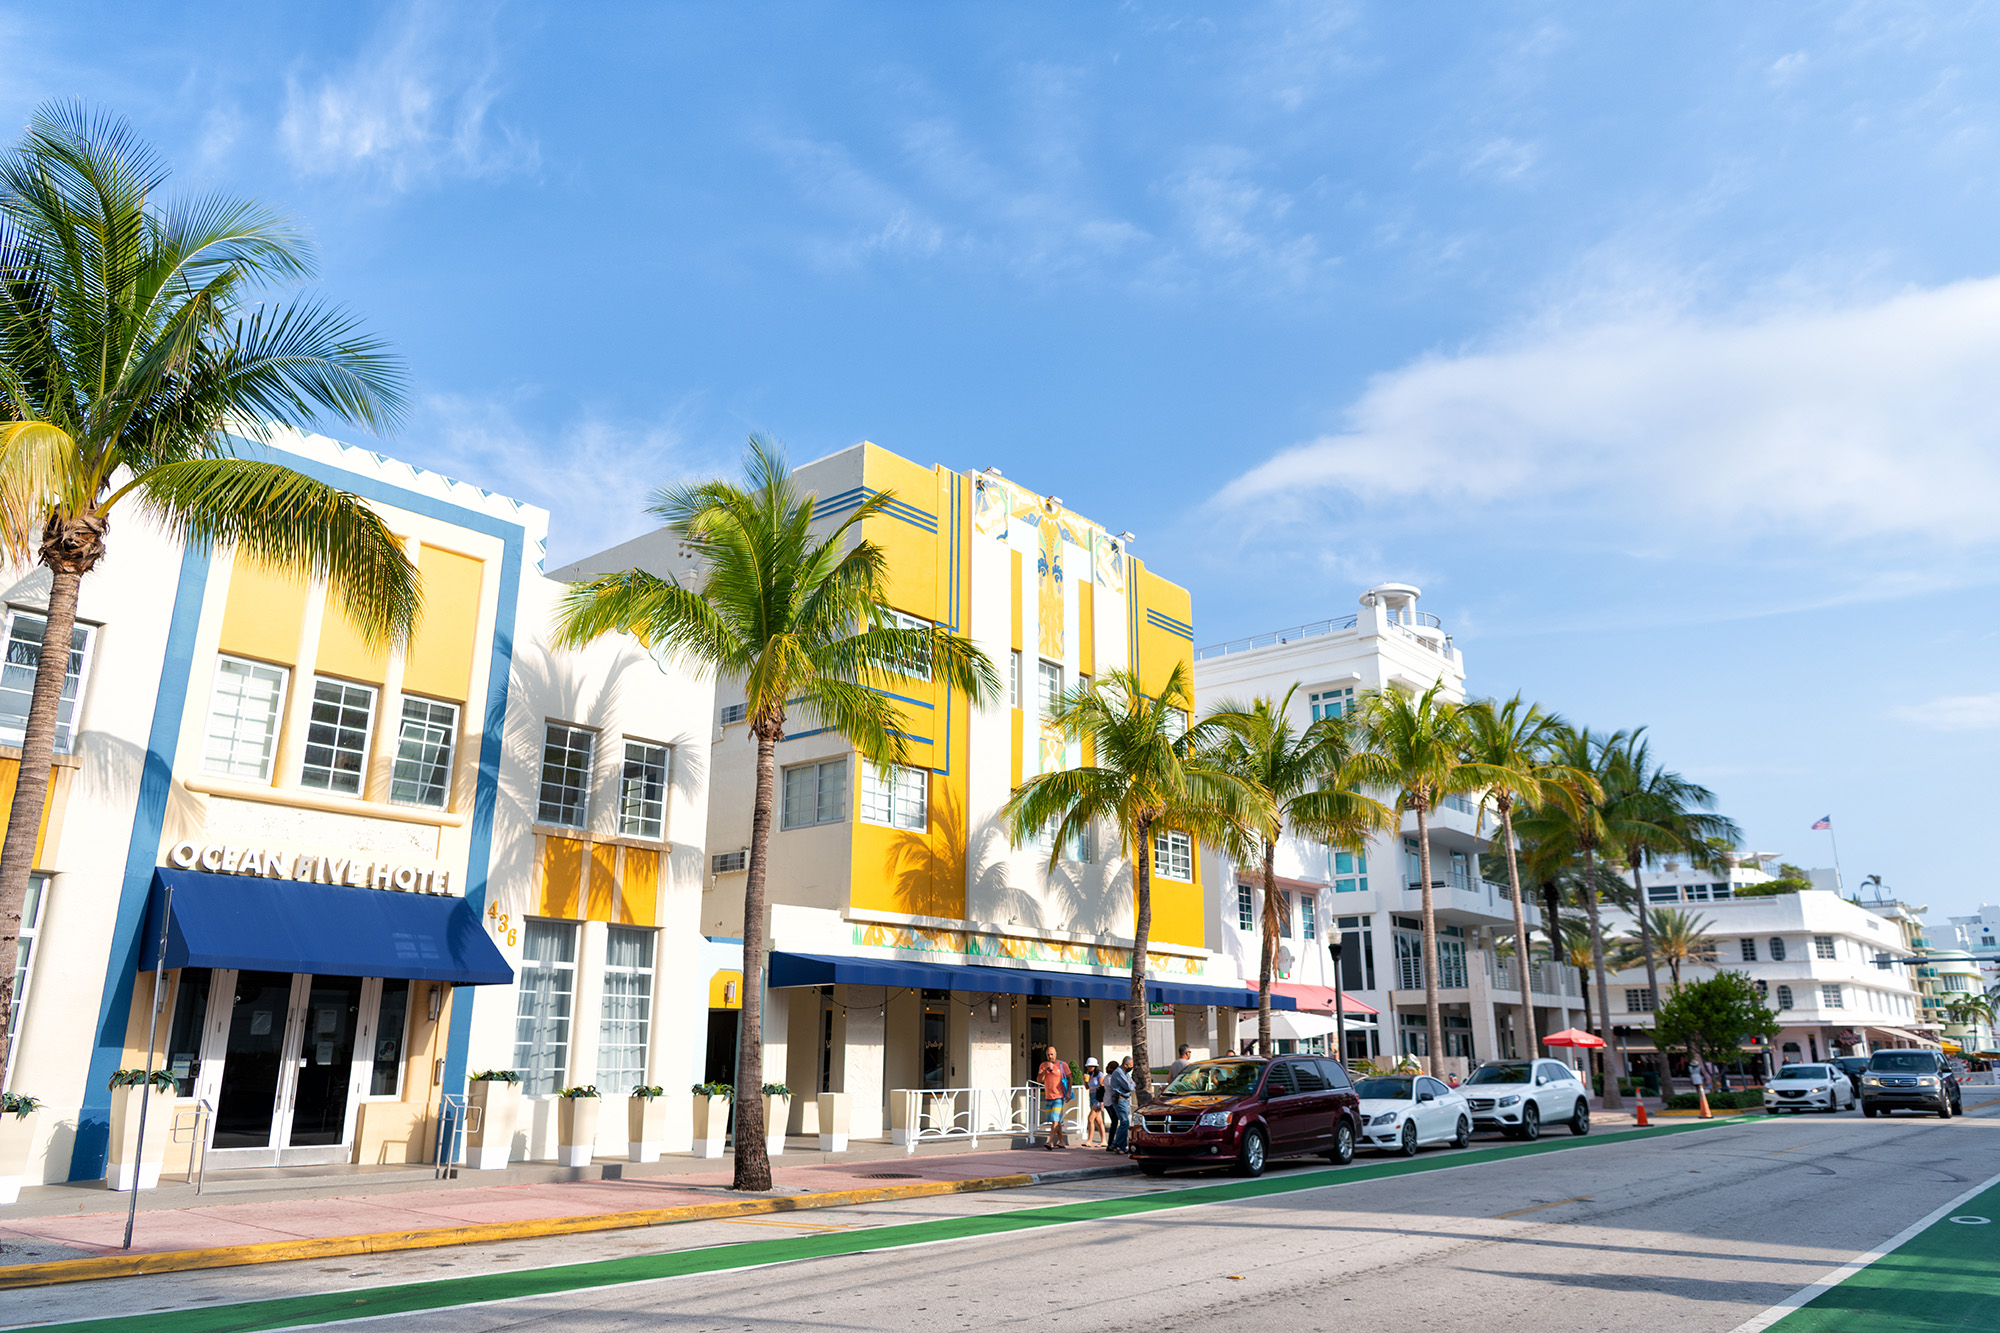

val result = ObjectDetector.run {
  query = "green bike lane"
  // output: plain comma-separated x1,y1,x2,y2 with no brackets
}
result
27,1116,1762,1333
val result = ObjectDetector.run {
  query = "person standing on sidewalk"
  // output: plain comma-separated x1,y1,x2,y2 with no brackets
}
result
1083,1057,1107,1147
1038,1046,1073,1149
1168,1045,1192,1084
1105,1056,1135,1152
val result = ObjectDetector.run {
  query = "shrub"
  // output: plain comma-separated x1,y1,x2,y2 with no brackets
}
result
558,1085,599,1099
0,1092,40,1118
1664,1090,1763,1111
631,1084,664,1099
470,1069,520,1083
107,1069,175,1092
762,1083,790,1096
692,1082,733,1097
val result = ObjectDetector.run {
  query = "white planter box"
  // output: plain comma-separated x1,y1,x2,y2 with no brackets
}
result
108,1085,176,1191
628,1097,669,1163
691,1095,730,1159
467,1080,521,1171
0,1109,38,1205
763,1095,790,1157
557,1097,600,1168
817,1093,848,1153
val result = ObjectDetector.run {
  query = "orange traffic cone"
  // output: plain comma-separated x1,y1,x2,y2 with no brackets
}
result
1697,1088,1713,1120
1635,1101,1650,1127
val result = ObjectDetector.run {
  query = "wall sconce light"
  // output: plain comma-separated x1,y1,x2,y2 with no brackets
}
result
428,985,443,1023
1117,1004,1128,1026
724,980,738,1004
987,997,999,1023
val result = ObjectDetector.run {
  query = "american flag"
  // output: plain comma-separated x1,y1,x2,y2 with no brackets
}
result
1811,815,1832,830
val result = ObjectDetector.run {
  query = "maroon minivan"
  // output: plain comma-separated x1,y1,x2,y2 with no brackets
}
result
1130,1056,1362,1177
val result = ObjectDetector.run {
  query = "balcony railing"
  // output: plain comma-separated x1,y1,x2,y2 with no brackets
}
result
1195,615,1360,662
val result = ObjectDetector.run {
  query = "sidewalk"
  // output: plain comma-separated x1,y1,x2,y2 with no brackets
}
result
0,1136,1135,1270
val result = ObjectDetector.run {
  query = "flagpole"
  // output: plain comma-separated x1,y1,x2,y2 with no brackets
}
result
1826,824,1843,895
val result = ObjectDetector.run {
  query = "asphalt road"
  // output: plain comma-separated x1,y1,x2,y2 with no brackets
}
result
16,1100,2000,1332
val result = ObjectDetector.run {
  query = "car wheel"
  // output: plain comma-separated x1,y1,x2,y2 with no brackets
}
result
1938,1099,1953,1120
1235,1127,1268,1177
1863,1103,1878,1118
1325,1119,1356,1166
1138,1162,1169,1178
1398,1121,1419,1157
1569,1100,1590,1136
1520,1104,1541,1141
1453,1116,1471,1149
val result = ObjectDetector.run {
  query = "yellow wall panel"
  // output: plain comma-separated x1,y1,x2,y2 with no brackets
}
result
1079,581,1095,677
1009,709,1023,789
1134,567,1196,702
709,970,743,1008
619,847,659,927
218,556,309,666
0,758,57,868
1149,848,1207,950
540,837,584,918
315,588,391,685
860,446,943,624
402,545,484,702
586,842,618,922
1010,551,1022,650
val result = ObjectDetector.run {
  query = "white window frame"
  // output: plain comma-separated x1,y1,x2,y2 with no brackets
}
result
1821,984,1844,1009
4,873,50,1083
1775,984,1794,1010
202,656,290,782
712,850,747,873
1036,659,1062,720
1301,893,1316,941
618,739,671,840
860,761,927,831
389,697,459,809
363,977,414,1101
878,606,932,681
1237,882,1254,931
514,919,578,1096
1739,937,1757,962
300,676,378,796
597,925,656,1091
0,609,95,755
1814,934,1836,960
537,722,596,829
1626,987,1656,1013
1153,828,1192,881
781,759,847,830
1008,650,1021,707
719,701,747,725
1308,686,1353,721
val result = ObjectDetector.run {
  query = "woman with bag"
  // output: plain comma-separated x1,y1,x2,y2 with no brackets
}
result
1084,1057,1107,1147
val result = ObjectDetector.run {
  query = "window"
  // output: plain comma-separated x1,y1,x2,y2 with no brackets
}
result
1821,984,1844,1009
369,979,410,1097
860,762,927,831
1775,984,1794,1010
300,678,376,794
878,607,931,680
1008,650,1021,707
1739,937,1757,963
1302,894,1316,942
1237,883,1254,931
1754,979,1769,999
1647,884,1679,904
1153,829,1192,880
203,657,289,780
1275,891,1293,938
619,741,670,839
1394,931,1423,990
1404,838,1421,889
514,920,578,1095
598,926,655,1089
1710,882,1733,900
1336,917,1376,990
537,723,595,828
1685,882,1711,902
1814,935,1836,960
712,850,746,873
1626,987,1656,1013
1037,659,1062,719
1449,850,1470,892
390,698,458,808
1333,850,1368,893
0,611,92,754
781,759,847,829
1438,937,1467,989
720,702,747,725
1769,937,1787,962
1309,686,1354,720
5,874,48,1070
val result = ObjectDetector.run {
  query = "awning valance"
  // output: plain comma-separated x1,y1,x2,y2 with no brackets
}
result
139,869,514,985
768,950,1293,1010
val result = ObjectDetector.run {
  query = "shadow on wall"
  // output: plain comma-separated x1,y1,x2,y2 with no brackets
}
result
965,819,1133,942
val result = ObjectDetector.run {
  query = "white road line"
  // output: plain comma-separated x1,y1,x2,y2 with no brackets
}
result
1723,1166,2000,1333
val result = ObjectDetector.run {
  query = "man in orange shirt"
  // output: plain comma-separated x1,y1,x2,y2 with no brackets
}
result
1038,1046,1073,1149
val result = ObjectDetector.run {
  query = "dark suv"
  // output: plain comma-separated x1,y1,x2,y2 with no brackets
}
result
1832,1056,1871,1097
1860,1050,1963,1118
1130,1056,1361,1178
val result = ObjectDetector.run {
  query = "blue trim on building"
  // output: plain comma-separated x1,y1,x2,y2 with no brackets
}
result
1145,609,1194,641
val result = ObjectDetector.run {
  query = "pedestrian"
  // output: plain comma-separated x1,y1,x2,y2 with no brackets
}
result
1168,1044,1192,1084
1105,1056,1135,1152
1037,1045,1072,1149
1084,1057,1107,1147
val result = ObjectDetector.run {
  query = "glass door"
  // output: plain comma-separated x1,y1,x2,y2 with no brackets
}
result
211,970,299,1153
195,971,379,1167
282,975,366,1160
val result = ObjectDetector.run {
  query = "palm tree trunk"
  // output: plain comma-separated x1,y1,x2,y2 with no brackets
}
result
1499,804,1537,1061
1257,838,1277,1056
1628,857,1674,1097
0,562,84,1091
1416,803,1443,1079
1581,847,1625,1110
731,727,778,1191
1129,819,1153,1100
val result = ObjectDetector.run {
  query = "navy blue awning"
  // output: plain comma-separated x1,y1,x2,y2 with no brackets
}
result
767,950,1291,1009
139,869,514,985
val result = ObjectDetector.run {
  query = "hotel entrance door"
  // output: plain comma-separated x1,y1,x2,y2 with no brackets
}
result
192,970,377,1166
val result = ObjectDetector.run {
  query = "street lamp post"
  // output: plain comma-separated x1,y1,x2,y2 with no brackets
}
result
1328,939,1346,1067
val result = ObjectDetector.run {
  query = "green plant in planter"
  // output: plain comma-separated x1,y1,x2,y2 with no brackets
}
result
469,1069,521,1083
761,1083,790,1097
692,1082,733,1098
107,1069,175,1092
558,1085,600,1099
631,1085,664,1099
0,1092,40,1118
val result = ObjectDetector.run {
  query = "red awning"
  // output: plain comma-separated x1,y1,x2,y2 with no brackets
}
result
1269,982,1380,1016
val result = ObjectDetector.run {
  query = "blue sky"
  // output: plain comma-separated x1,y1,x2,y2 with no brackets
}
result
8,2,2000,921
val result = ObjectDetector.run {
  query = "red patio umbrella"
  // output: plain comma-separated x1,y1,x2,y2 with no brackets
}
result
1543,1027,1606,1049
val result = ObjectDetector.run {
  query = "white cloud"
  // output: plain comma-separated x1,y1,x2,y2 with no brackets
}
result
1221,277,2000,545
1892,692,2000,729
279,0,536,190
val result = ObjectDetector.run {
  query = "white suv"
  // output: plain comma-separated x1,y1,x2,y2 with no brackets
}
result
1461,1059,1592,1140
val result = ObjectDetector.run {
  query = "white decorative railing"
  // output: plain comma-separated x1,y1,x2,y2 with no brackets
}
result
890,1085,1063,1155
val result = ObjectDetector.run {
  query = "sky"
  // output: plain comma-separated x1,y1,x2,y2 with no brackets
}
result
6,1,1999,923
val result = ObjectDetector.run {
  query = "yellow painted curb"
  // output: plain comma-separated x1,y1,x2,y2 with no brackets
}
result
0,1172,1039,1291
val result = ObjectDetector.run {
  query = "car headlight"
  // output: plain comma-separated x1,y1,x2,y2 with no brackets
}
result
1197,1111,1229,1128
1497,1095,1520,1107
1862,1075,1881,1085
1369,1112,1399,1127
1918,1076,1939,1087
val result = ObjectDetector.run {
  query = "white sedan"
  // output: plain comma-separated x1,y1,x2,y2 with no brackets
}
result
1765,1063,1858,1114
1353,1074,1472,1155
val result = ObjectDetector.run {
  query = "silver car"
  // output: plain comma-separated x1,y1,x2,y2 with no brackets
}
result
1765,1063,1857,1113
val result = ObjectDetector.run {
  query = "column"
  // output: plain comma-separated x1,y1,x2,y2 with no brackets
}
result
844,988,887,1139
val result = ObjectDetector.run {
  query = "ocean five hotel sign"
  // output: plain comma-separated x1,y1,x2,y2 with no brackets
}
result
163,840,454,896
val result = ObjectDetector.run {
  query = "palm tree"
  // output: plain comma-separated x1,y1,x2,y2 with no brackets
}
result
1349,681,1507,1079
1600,731,1741,1094
1459,695,1590,1061
1646,908,1717,989
1201,687,1393,1055
1002,661,1249,1097
0,106,419,1088
556,438,998,1190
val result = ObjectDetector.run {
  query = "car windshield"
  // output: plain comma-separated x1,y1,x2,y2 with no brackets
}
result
1780,1065,1830,1080
1869,1053,1936,1073
1163,1062,1264,1096
1354,1078,1415,1100
1466,1063,1534,1086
